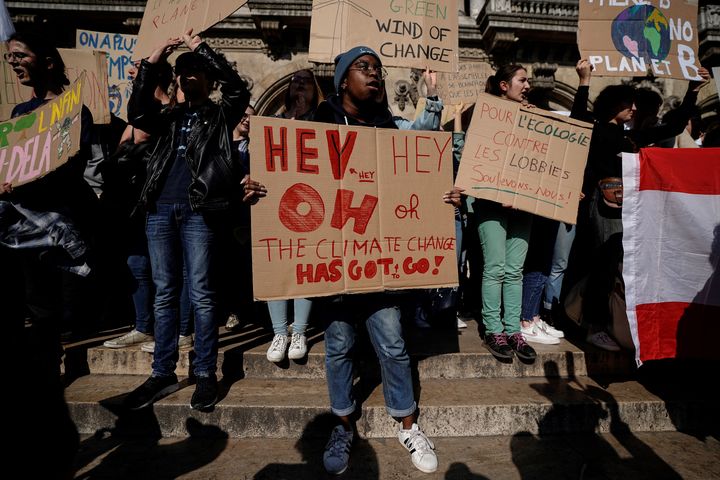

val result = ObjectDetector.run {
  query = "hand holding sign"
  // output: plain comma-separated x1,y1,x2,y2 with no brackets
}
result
242,174,267,204
442,187,464,207
133,0,248,61
181,28,203,51
576,59,593,86
147,36,183,64
423,68,437,97
689,67,710,92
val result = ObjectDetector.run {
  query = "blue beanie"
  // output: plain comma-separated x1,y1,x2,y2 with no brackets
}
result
333,46,381,93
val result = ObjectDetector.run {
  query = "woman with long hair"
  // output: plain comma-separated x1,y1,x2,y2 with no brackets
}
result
264,68,324,363
470,64,538,361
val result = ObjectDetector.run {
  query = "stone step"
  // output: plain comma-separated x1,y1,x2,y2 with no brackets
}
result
65,373,713,439
77,320,636,379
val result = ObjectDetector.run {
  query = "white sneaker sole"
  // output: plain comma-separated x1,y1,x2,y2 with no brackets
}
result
288,350,307,360
521,333,560,345
267,352,286,362
412,461,438,474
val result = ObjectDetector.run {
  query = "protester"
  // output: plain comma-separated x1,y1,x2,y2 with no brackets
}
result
468,65,538,361
277,69,322,120
101,60,193,352
122,29,251,411
522,60,597,344
299,45,461,475
264,69,323,362
572,64,710,351
1,31,100,478
662,106,702,148
520,215,563,345
225,103,257,332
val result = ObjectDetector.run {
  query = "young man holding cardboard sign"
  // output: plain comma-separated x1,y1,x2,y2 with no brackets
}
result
307,46,462,475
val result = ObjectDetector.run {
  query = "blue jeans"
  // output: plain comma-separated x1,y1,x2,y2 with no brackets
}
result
543,222,576,311
146,203,219,378
268,299,312,335
126,249,193,336
126,251,154,335
522,271,547,320
324,304,416,418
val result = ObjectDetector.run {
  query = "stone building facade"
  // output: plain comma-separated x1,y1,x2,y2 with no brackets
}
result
6,0,719,124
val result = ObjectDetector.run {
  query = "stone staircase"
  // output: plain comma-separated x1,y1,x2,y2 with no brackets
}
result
61,320,715,440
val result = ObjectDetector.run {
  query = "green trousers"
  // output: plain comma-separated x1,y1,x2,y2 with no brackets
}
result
474,200,532,335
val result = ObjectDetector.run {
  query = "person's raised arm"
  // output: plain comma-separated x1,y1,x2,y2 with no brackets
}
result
570,59,592,122
396,68,444,131
127,37,181,134
629,67,710,148
185,29,250,130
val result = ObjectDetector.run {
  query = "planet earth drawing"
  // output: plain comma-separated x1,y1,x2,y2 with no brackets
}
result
611,5,671,62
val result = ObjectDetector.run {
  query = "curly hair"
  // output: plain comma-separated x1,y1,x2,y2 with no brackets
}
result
593,84,636,123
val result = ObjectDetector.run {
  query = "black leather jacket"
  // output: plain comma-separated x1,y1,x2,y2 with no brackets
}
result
128,42,249,212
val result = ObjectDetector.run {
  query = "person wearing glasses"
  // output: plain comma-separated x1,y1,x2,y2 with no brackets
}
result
310,46,460,475
121,29,258,412
1,32,100,333
1,32,103,477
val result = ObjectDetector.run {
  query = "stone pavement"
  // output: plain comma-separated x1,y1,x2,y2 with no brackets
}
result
74,431,720,479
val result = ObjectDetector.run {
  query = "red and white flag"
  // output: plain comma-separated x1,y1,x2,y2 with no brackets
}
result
622,148,720,365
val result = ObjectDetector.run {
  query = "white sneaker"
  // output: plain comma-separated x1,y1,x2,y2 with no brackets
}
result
266,334,289,362
520,324,560,345
140,334,193,353
587,331,620,351
457,316,468,329
398,423,437,473
534,317,564,338
103,329,153,348
225,313,240,330
323,425,353,475
287,333,308,360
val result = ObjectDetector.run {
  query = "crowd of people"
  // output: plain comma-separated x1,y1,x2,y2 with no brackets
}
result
0,26,714,476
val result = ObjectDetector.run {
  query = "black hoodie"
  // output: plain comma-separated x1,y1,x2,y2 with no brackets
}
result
313,94,397,129
311,94,409,309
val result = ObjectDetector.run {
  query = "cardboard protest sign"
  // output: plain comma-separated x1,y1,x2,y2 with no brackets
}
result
0,46,110,124
77,29,137,121
436,61,494,106
250,116,458,300
713,67,720,97
0,75,84,187
133,0,248,61
579,0,701,80
309,0,458,73
455,93,593,225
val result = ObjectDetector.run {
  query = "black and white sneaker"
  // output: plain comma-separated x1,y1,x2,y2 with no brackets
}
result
398,423,438,473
